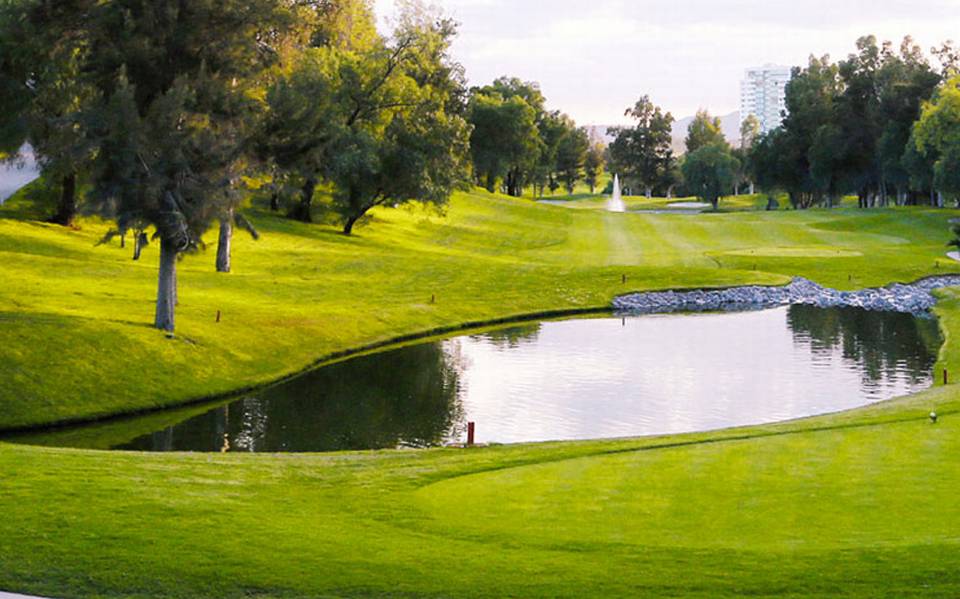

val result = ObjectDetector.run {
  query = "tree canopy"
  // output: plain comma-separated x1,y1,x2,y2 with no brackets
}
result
607,96,674,198
685,110,726,154
913,75,960,203
682,142,740,209
749,35,947,208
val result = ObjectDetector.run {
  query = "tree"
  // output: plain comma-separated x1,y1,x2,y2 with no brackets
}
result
78,0,299,332
738,115,761,194
261,46,348,223
583,142,605,194
257,0,379,222
555,126,589,194
913,75,960,205
607,95,674,198
531,110,567,197
322,6,472,235
682,142,740,210
750,54,841,208
685,109,725,154
467,77,545,197
739,114,761,150
835,36,885,206
876,37,942,205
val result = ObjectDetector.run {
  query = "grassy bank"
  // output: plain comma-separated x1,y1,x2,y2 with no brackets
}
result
3,187,960,596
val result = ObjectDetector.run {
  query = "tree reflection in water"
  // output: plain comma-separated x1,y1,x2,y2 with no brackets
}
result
119,342,466,452
786,305,941,385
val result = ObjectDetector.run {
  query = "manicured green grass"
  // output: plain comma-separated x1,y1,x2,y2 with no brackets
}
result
3,185,960,597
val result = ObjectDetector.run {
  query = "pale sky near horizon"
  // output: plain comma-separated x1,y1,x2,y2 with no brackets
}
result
374,0,959,125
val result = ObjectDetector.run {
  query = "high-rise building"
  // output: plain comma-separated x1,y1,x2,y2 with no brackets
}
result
739,65,792,135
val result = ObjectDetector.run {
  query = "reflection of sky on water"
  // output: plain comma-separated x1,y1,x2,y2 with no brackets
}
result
10,305,938,453
449,307,937,444
0,146,38,203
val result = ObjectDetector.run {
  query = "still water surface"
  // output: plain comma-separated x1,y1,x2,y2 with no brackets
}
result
12,305,942,452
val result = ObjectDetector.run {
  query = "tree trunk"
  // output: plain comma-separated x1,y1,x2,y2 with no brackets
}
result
289,177,316,222
133,232,146,261
216,209,233,273
343,215,359,236
154,238,178,332
749,182,755,195
50,173,78,227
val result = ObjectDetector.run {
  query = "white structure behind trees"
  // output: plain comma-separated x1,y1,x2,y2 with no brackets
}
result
740,65,792,134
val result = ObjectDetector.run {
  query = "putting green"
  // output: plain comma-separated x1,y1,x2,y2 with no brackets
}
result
414,414,960,551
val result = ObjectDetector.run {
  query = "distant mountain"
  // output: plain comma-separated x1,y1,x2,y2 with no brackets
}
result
585,111,742,156
585,125,616,145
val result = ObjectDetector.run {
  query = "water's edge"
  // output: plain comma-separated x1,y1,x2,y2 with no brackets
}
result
6,275,959,437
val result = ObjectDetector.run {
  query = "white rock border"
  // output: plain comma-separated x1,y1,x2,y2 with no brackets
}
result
613,276,960,317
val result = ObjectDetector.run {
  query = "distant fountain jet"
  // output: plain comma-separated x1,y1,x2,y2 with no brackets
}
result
607,174,625,213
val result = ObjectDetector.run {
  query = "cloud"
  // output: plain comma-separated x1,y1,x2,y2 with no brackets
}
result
374,0,960,124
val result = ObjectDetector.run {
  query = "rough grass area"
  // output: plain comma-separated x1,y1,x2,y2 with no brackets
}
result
3,186,960,597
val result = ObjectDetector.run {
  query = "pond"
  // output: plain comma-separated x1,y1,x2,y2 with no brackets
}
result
6,305,942,453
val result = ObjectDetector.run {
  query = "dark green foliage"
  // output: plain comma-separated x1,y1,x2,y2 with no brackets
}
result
681,142,740,209
607,95,674,197
584,142,605,194
913,75,960,205
467,78,544,196
685,109,725,154
555,125,589,194
749,35,947,208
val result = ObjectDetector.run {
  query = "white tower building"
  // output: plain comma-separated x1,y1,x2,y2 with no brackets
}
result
740,65,792,135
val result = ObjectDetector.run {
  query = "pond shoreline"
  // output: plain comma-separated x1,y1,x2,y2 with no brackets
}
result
6,275,960,437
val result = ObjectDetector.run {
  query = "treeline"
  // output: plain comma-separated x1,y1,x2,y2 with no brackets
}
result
605,35,960,210
467,77,605,197
751,36,960,209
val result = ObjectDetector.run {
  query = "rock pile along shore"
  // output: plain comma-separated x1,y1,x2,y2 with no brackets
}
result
613,276,960,317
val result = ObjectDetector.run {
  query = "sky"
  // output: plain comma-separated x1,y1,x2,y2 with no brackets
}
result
374,0,960,125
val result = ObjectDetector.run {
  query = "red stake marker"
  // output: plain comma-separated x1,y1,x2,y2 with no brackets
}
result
467,422,476,447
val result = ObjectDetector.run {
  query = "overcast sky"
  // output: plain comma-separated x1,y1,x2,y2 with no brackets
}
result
374,0,959,125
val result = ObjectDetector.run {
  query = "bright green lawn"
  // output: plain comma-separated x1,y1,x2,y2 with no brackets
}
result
3,186,960,597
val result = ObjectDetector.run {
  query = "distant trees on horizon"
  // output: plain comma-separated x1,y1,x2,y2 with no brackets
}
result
750,35,959,208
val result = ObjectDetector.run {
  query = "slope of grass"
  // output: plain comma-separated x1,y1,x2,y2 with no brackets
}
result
3,187,960,597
